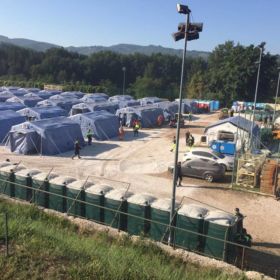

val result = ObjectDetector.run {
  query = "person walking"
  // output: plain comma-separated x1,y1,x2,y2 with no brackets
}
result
118,125,125,140
86,129,93,146
170,136,176,152
72,140,81,159
235,208,244,233
185,130,190,146
133,120,140,137
188,134,195,148
188,112,192,122
176,162,183,187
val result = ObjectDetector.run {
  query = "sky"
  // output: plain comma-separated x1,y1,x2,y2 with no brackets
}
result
0,0,279,54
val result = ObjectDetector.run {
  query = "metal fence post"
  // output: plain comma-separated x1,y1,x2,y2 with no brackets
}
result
241,247,245,270
5,213,9,257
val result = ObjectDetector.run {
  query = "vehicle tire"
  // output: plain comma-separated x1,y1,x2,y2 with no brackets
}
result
220,164,227,172
204,173,214,182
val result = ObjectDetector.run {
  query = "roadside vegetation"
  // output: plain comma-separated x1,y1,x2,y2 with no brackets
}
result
0,199,246,280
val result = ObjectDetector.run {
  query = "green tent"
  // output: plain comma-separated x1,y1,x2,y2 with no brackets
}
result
104,189,133,231
0,165,26,197
149,199,178,243
14,169,41,201
48,176,76,213
203,210,238,261
32,172,58,208
175,204,208,252
85,184,113,223
127,194,155,236
66,180,94,217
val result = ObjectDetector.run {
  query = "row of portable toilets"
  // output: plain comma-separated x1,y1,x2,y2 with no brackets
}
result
0,161,238,262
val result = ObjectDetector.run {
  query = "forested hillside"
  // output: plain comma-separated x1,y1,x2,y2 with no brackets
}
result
0,41,279,106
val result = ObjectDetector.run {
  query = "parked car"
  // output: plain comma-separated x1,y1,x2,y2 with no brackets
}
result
183,148,234,171
168,158,225,182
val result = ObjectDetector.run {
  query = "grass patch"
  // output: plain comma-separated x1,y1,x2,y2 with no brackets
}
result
0,199,246,280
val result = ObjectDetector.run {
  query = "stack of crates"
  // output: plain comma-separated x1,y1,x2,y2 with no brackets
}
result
0,165,26,198
14,169,41,201
85,184,113,224
127,194,155,236
104,189,133,231
175,204,208,252
66,180,94,217
149,199,178,243
203,210,237,261
32,172,58,208
260,159,277,195
48,176,76,212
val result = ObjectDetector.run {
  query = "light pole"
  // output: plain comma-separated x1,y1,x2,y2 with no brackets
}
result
273,67,280,123
169,3,202,244
250,42,265,151
122,66,126,96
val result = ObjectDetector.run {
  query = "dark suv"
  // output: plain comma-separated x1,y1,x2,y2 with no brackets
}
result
169,158,225,182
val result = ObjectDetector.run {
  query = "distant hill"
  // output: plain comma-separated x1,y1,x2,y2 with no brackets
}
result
0,34,210,58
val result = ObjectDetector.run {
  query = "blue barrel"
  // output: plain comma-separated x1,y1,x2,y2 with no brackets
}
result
219,142,236,155
210,141,221,153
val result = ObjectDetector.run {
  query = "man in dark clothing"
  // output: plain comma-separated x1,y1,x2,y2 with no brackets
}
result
72,140,81,159
185,130,190,145
176,162,183,187
235,208,244,233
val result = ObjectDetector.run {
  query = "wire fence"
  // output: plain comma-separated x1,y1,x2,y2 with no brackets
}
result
0,177,279,279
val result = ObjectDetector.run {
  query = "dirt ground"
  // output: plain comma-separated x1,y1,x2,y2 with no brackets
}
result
1,112,280,258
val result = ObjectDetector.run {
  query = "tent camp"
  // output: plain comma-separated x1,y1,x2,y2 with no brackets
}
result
118,99,141,109
45,97,80,113
34,90,53,100
87,101,119,114
81,94,108,103
139,97,166,106
61,91,85,99
116,106,165,128
8,117,84,155
0,91,14,102
70,103,91,116
155,101,178,120
108,95,134,102
70,111,119,140
7,88,27,96
0,110,25,143
0,102,25,112
24,88,40,93
17,106,67,120
6,96,43,107
36,100,57,107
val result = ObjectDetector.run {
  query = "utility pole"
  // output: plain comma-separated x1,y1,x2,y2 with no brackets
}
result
169,3,203,245
250,42,265,151
273,67,280,123
122,67,126,96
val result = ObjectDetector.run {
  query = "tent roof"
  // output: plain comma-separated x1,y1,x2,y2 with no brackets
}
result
0,110,24,121
204,115,259,135
0,102,26,111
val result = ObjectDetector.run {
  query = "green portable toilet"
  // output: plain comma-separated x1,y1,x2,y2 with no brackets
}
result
85,184,113,223
49,176,76,213
127,193,155,236
0,161,13,192
104,189,133,231
66,180,94,217
150,199,178,243
14,169,41,201
0,165,26,197
203,210,237,261
175,204,208,252
32,172,58,208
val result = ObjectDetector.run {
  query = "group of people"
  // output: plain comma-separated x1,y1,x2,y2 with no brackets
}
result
170,131,195,153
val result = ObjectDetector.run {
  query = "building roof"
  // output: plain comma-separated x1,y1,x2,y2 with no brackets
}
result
205,116,259,135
